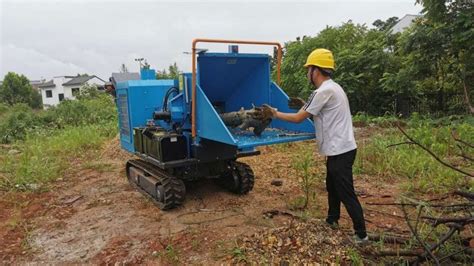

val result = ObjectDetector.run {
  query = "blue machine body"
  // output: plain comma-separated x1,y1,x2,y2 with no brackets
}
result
116,78,179,153
116,50,315,158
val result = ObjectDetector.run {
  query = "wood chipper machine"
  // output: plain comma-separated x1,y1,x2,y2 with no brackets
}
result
112,39,315,210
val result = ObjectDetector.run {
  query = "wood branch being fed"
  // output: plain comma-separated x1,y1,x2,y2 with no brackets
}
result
396,123,474,177
219,107,272,136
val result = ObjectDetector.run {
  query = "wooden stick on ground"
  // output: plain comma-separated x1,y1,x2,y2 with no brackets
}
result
400,203,440,265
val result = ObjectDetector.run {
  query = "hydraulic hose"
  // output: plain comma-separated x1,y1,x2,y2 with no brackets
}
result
162,87,179,112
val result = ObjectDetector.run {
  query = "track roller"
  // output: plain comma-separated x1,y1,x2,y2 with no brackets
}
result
126,159,185,210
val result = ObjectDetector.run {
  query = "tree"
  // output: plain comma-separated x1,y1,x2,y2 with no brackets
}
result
156,62,180,79
278,21,397,115
0,72,42,109
373,16,399,31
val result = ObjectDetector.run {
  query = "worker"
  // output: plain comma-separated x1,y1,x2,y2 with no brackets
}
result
261,48,368,244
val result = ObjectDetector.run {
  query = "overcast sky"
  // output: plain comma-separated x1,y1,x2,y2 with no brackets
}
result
0,0,422,81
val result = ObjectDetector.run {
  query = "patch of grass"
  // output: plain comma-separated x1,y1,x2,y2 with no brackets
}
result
0,122,117,191
352,112,400,127
159,244,180,264
231,244,248,263
355,121,473,193
347,247,363,265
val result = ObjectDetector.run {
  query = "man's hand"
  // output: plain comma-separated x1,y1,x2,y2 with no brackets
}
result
288,97,306,110
251,104,276,120
262,104,277,119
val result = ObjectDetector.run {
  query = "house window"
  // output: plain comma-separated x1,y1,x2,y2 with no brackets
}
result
58,93,64,102
71,88,80,96
46,90,53,98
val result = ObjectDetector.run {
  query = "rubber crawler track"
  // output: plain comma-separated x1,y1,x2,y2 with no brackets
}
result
126,159,186,210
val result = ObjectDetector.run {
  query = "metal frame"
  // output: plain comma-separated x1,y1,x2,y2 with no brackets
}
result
191,38,282,138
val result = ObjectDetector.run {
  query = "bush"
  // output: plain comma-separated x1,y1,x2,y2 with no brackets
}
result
0,93,117,143
0,104,41,143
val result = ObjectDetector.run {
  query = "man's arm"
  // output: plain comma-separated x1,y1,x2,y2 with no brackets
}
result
259,89,332,123
275,108,312,123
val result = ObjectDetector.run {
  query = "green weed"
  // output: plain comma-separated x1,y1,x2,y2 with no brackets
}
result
355,121,473,193
291,149,321,210
153,244,180,264
0,122,117,191
231,245,247,263
347,247,363,265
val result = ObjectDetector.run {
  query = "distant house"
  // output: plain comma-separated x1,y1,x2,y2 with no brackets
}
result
390,14,421,34
38,75,105,108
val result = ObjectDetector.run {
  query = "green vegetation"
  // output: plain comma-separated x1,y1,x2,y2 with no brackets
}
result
156,62,180,80
0,92,117,191
347,247,363,266
0,72,42,109
291,149,319,210
276,0,473,116
355,117,473,193
156,244,181,264
0,93,116,144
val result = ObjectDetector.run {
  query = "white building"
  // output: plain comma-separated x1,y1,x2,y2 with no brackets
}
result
390,14,421,34
38,75,105,108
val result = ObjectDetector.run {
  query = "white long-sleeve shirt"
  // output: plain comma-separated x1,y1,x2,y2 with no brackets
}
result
303,79,357,156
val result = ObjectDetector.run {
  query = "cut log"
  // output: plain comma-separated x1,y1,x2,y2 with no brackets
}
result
219,107,272,136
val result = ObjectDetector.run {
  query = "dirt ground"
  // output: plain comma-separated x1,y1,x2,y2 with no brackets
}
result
0,128,417,264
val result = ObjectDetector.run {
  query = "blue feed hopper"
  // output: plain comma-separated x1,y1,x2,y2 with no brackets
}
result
195,52,315,150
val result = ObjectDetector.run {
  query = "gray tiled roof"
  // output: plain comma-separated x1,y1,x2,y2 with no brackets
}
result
110,72,140,85
38,80,56,88
63,75,104,86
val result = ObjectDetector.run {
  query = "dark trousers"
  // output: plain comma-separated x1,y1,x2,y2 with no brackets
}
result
325,149,366,237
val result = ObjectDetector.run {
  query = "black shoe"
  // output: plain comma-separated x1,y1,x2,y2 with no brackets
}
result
325,220,339,230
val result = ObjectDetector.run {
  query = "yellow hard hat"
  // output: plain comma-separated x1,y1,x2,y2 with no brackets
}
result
304,48,335,70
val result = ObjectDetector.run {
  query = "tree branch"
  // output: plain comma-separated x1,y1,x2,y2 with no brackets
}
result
452,130,474,149
386,141,414,148
421,216,474,227
454,190,474,201
401,203,440,265
366,201,474,208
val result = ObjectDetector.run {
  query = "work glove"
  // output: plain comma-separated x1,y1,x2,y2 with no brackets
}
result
288,97,306,110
